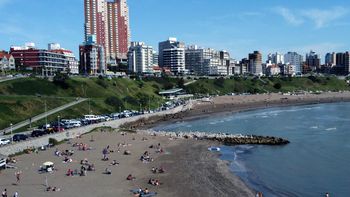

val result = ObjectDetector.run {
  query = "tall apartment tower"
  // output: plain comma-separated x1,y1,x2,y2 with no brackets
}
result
248,51,262,75
305,51,321,71
84,0,130,62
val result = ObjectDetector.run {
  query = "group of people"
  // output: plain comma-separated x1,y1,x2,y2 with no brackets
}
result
151,167,165,174
140,151,153,163
148,179,161,186
1,189,18,197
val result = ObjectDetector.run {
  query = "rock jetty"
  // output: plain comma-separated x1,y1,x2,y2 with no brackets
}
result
138,130,290,146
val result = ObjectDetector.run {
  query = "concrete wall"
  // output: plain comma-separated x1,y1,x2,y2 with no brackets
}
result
0,104,189,156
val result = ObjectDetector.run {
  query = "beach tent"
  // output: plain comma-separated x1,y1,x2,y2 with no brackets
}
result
42,161,54,172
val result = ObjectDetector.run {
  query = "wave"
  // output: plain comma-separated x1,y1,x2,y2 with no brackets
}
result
325,127,337,131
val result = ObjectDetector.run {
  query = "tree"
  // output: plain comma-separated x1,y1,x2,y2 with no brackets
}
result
53,72,70,89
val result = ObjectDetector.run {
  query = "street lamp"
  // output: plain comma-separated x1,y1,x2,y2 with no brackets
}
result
57,115,60,132
10,123,13,144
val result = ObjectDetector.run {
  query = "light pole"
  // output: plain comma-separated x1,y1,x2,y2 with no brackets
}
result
45,100,47,126
57,115,60,132
10,123,13,144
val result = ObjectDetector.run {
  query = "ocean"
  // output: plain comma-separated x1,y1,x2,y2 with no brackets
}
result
153,102,350,197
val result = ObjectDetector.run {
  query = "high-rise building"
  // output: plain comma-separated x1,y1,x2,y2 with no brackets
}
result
325,52,336,66
305,51,321,71
158,38,186,74
267,52,284,64
335,52,350,74
284,52,303,73
79,35,106,75
158,38,185,68
152,51,159,66
163,48,186,74
84,0,130,62
127,42,154,74
185,45,217,75
248,51,262,75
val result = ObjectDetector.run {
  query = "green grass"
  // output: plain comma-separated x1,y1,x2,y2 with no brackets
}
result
0,96,72,130
0,76,177,131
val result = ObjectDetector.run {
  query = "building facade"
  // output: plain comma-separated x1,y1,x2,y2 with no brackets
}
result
158,38,185,68
79,36,106,75
127,42,154,74
248,51,262,75
0,52,15,72
268,52,284,65
84,0,130,61
10,43,78,76
162,48,186,74
284,52,303,73
305,51,321,71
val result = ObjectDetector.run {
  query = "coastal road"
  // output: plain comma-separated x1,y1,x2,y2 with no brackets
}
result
1,98,87,135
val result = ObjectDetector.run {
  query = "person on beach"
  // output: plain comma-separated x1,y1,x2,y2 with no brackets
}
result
1,189,7,197
12,192,18,197
15,171,21,184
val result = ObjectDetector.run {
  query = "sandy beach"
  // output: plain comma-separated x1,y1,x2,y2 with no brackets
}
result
2,92,350,197
0,130,255,197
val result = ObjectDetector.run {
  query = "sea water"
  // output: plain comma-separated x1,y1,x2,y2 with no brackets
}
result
153,102,350,197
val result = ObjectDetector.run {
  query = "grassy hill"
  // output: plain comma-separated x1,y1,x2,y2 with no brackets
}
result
0,76,180,130
185,76,350,95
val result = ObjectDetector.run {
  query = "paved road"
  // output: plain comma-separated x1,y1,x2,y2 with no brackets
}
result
0,76,27,83
1,98,87,135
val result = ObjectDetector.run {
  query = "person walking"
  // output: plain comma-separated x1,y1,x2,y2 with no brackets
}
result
12,192,18,197
15,171,21,184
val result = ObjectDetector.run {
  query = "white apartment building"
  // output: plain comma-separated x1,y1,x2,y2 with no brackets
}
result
128,42,154,74
284,52,303,73
163,47,186,74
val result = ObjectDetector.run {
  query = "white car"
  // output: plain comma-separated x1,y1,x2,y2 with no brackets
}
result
0,138,10,146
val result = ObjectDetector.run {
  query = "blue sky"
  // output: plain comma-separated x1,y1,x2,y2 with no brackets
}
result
0,0,349,61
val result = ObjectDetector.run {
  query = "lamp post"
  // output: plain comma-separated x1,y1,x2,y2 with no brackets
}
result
57,115,60,132
10,123,13,144
45,100,47,126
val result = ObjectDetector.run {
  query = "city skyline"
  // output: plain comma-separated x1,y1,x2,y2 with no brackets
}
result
0,0,349,61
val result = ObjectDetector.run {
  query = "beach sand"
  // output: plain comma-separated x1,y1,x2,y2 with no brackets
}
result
0,130,255,197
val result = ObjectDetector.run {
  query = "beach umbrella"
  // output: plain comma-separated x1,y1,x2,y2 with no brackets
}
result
43,161,54,166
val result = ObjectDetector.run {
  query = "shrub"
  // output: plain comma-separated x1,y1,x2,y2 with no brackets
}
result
105,96,124,108
274,83,282,89
53,72,70,89
97,79,108,88
49,138,59,146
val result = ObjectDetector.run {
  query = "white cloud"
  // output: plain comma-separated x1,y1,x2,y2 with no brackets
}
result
274,6,349,28
301,6,348,28
275,7,303,25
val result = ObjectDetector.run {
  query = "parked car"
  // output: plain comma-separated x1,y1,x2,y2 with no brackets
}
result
31,129,47,137
0,138,10,146
13,134,28,142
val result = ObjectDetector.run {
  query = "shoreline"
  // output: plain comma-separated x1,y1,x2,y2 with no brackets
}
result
124,92,350,130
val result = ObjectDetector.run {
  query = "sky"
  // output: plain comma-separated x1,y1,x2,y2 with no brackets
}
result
0,0,349,61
